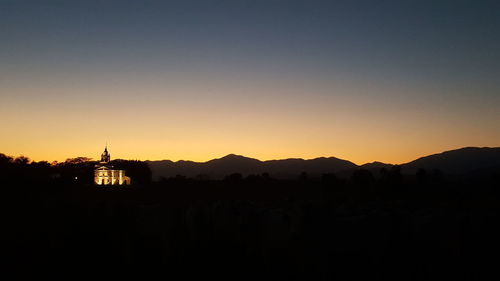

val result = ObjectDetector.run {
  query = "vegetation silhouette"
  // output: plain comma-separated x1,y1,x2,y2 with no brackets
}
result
2,149,500,280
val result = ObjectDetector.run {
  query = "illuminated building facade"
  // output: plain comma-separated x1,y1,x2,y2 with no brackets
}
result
94,147,131,185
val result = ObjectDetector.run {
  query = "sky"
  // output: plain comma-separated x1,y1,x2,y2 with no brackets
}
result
0,0,499,165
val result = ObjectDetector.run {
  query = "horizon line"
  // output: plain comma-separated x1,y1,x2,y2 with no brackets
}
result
3,146,498,167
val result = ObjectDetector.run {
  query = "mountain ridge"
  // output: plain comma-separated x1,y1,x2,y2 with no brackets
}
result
147,147,500,180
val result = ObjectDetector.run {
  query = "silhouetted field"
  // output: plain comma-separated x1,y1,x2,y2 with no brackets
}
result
2,154,500,280
4,180,500,280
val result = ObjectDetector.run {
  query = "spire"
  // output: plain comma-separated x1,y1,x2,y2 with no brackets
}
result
101,145,110,163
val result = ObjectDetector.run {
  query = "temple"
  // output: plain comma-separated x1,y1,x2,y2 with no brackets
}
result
94,146,131,185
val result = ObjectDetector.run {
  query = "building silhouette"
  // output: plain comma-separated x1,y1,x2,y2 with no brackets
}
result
94,146,131,185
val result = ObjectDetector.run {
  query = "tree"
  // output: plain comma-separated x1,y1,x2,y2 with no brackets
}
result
14,156,30,165
64,157,93,164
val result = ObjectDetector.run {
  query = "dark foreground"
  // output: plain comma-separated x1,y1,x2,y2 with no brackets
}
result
4,176,500,280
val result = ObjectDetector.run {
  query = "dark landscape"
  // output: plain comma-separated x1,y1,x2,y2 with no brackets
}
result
3,147,500,280
2,1,499,280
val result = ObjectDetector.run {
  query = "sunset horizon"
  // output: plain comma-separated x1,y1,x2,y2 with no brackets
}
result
2,0,499,166
2,145,499,167
3,1,500,278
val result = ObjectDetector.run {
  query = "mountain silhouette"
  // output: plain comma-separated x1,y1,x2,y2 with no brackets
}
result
206,154,262,171
147,147,500,180
360,161,392,168
264,157,358,179
360,161,394,170
147,155,357,180
401,147,500,175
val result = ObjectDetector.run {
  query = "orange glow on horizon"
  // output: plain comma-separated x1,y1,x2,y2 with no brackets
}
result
1,0,499,170
1,141,499,166
1,73,499,166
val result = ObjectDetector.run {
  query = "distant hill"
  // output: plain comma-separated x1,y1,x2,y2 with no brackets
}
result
146,147,500,180
401,147,500,175
147,154,357,180
360,161,394,170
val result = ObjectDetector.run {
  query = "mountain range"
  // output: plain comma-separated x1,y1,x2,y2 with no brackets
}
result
146,147,500,180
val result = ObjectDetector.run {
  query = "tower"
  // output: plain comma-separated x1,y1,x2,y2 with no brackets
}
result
101,146,110,163
94,146,131,185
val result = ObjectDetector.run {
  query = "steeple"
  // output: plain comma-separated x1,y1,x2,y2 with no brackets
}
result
101,146,110,163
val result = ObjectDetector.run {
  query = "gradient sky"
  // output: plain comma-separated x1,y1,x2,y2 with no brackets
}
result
1,0,499,164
